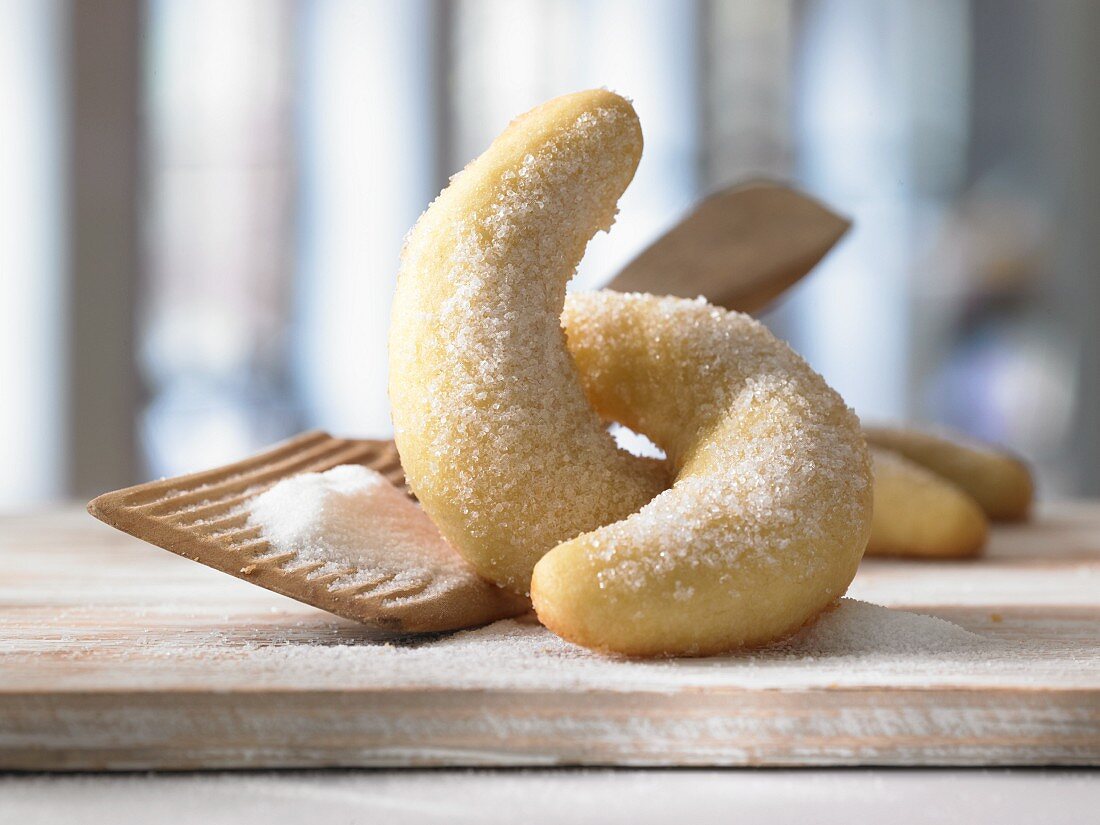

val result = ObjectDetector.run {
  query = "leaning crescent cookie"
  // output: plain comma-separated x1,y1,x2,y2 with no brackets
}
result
389,90,668,594
864,426,1033,522
864,447,988,558
538,291,873,657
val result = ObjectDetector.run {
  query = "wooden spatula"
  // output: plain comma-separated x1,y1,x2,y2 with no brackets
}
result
87,431,528,635
607,180,850,314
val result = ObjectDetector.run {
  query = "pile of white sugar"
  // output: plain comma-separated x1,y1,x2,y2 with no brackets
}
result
245,465,485,599
777,598,985,656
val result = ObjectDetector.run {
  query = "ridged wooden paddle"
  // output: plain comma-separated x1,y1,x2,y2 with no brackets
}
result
87,431,528,634
607,180,850,313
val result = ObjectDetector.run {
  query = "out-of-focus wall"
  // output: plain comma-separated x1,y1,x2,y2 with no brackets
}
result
2,0,1099,506
0,0,66,508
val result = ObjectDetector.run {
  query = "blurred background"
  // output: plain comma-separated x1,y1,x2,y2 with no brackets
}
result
2,0,1098,509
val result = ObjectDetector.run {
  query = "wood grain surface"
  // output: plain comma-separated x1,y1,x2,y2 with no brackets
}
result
1,503,1098,770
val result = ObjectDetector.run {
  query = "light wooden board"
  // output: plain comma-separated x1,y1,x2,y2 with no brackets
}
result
1,504,1098,769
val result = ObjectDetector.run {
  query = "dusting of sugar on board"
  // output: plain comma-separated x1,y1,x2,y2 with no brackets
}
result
33,597,1089,695
6,505,1098,767
776,599,986,656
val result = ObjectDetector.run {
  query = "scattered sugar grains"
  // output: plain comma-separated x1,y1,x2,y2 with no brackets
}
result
245,465,479,599
134,598,1037,693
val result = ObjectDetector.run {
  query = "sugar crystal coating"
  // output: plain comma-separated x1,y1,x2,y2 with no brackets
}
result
389,90,667,593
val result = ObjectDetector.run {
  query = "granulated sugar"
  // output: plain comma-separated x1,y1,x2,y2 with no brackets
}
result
245,465,496,602
42,597,1077,695
777,598,986,657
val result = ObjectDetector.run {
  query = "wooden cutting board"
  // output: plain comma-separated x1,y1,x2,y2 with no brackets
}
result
1,504,1097,770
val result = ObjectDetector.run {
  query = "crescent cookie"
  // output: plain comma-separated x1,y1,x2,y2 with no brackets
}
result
537,291,873,657
389,90,668,594
864,426,1033,522
864,447,988,558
